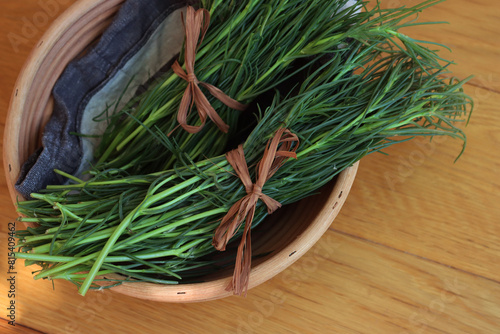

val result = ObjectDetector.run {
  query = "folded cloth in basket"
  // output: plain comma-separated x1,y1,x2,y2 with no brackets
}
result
15,0,191,199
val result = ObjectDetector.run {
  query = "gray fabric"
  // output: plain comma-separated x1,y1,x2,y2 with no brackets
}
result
78,6,187,177
16,0,190,199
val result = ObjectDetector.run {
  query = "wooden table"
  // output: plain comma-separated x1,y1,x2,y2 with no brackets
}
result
1,1,499,333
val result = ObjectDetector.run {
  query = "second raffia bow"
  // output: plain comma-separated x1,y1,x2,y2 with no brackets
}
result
213,128,300,296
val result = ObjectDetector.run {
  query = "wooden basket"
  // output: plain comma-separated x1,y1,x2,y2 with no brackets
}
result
3,0,359,302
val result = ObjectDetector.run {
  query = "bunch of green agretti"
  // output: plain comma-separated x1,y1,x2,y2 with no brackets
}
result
94,0,453,175
94,0,368,175
15,0,472,296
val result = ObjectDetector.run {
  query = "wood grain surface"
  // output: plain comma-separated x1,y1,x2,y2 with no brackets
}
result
1,0,499,333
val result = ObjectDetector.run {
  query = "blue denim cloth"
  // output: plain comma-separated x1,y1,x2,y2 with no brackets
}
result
16,0,190,199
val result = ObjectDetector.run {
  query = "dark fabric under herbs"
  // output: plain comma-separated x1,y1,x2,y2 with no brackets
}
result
15,0,190,199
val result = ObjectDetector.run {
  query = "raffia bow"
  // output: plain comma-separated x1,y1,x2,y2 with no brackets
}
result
212,128,300,296
172,6,247,134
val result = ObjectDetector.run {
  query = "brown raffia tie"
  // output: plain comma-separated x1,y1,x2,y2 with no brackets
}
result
212,128,299,296
171,6,247,134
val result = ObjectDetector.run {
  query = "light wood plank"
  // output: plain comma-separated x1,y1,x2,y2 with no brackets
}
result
0,318,43,334
375,0,500,91
334,85,500,281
